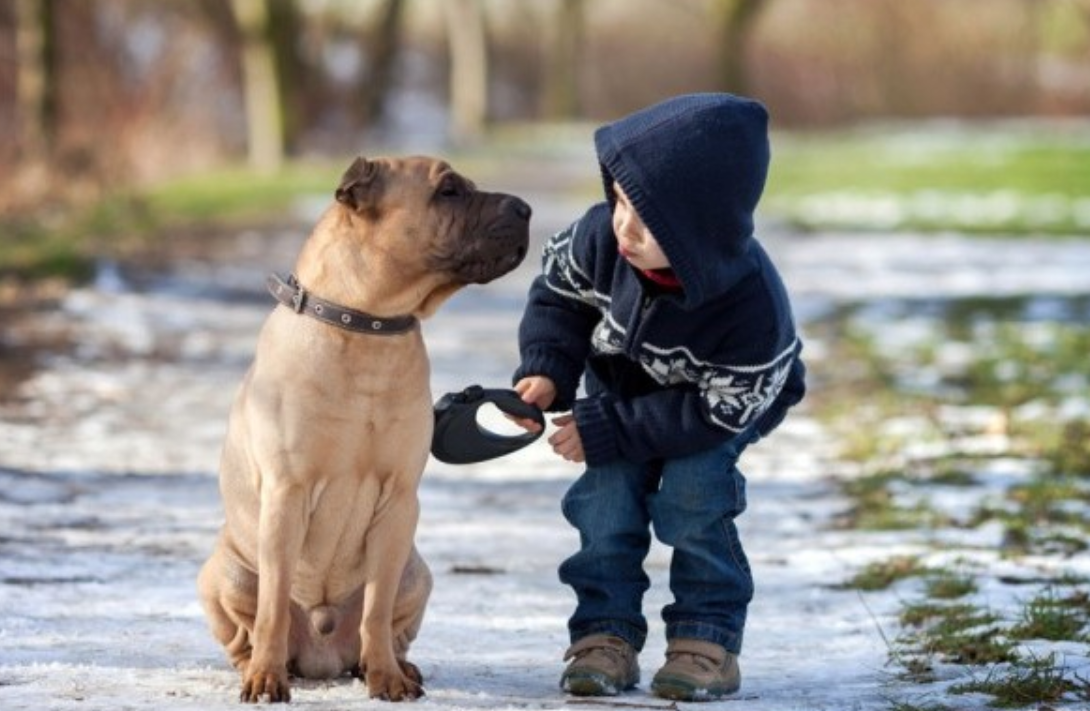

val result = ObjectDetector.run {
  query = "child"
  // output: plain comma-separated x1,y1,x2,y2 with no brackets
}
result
512,93,806,701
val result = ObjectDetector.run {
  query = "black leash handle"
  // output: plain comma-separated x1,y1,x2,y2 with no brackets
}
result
432,385,545,464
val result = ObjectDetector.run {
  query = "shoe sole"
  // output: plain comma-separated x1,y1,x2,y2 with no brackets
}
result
561,671,637,697
651,676,739,701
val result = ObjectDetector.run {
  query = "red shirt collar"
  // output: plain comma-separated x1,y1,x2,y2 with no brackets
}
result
640,268,683,290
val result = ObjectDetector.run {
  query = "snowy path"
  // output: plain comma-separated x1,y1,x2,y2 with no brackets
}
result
5,155,1090,709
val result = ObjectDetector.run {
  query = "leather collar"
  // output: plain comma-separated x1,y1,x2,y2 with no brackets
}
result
266,272,417,335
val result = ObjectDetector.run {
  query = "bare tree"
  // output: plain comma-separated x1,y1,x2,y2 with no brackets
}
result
13,0,57,162
540,0,585,120
232,0,284,173
265,0,308,154
444,0,488,144
358,0,405,127
712,0,767,95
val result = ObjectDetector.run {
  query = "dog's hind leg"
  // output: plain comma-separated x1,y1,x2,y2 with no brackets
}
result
198,539,259,672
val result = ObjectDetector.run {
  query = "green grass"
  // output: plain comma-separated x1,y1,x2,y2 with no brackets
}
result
140,160,341,225
1045,419,1090,477
818,296,1090,710
839,555,927,591
0,160,343,282
770,128,1090,197
887,586,1090,705
0,226,96,282
1008,589,1090,642
836,471,952,531
923,572,977,601
900,602,996,629
766,124,1090,235
949,653,1089,708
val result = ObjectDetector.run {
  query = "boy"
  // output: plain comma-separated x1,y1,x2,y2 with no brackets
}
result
512,93,806,701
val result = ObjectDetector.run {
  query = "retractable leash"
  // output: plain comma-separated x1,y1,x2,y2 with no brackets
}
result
431,385,545,464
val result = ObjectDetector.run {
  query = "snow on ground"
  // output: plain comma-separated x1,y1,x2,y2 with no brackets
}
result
3,157,1090,710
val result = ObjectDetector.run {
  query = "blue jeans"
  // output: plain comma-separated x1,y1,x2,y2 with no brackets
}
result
559,439,753,654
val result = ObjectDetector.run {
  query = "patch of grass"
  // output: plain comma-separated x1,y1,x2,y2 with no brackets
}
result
1009,477,1090,523
956,323,1090,410
835,470,955,532
926,465,977,487
766,125,1090,236
838,472,919,530
922,628,1017,666
1044,419,1090,477
896,598,1013,665
888,580,1090,707
971,474,1090,558
812,274,1090,711
923,572,977,600
140,160,339,225
1008,589,1090,642
840,556,927,591
0,160,341,283
900,602,999,632
0,227,96,282
770,127,1090,198
949,653,1087,708
820,299,1090,558
927,609,1002,642
899,601,956,628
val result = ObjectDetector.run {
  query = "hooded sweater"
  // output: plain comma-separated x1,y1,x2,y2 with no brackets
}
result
515,93,806,466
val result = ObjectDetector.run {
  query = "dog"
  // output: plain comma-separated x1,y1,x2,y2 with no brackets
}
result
197,155,531,703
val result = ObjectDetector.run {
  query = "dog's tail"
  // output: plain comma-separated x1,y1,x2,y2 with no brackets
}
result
309,605,340,636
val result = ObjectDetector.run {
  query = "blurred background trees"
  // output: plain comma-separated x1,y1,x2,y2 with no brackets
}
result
1,0,1088,215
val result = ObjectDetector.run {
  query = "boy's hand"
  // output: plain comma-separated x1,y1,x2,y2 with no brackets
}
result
548,414,585,463
512,376,557,433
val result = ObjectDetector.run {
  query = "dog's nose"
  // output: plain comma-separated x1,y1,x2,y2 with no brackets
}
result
503,196,532,221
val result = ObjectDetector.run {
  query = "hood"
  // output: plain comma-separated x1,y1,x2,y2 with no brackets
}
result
594,93,770,309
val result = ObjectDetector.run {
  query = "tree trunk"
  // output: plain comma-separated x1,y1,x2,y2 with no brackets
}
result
14,0,58,161
540,0,584,120
266,0,305,154
232,0,283,173
359,0,405,127
713,0,767,96
443,0,488,145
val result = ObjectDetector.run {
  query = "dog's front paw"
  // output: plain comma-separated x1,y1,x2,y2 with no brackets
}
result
360,661,424,701
241,667,291,703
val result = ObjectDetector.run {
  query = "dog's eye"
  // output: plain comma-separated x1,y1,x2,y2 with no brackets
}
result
437,177,464,199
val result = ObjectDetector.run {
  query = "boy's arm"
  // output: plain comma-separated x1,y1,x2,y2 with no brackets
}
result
514,215,605,410
573,341,805,466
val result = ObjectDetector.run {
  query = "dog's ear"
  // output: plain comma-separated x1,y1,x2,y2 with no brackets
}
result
335,157,379,213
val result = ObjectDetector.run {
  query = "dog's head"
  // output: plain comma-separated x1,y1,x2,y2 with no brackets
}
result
334,156,531,287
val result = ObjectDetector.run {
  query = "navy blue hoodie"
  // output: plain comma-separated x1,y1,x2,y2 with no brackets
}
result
515,93,805,466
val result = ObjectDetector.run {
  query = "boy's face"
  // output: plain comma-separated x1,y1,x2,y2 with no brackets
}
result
612,182,670,271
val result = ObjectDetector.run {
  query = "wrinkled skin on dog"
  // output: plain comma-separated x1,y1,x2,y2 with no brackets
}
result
197,156,531,703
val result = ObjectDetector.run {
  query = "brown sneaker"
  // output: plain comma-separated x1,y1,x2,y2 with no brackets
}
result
650,639,740,701
559,634,640,696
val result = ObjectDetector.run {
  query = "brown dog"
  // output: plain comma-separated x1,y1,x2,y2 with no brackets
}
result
197,156,530,703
